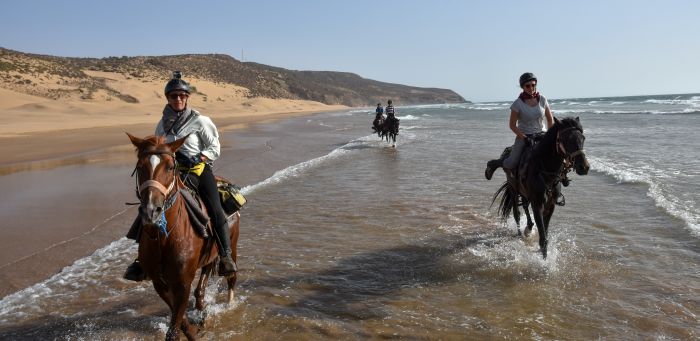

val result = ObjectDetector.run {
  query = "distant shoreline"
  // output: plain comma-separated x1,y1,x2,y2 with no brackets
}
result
0,108,344,175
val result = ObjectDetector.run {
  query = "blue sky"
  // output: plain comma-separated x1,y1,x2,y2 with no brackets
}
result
1,0,699,102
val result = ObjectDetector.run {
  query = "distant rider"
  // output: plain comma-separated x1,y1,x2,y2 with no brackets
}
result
385,99,396,119
384,99,399,135
373,103,385,133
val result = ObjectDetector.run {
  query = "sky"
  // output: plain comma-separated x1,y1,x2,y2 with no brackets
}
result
1,0,699,102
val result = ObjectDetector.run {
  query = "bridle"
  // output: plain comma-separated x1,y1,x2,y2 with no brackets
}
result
130,149,182,238
132,150,179,201
536,124,587,185
556,126,586,161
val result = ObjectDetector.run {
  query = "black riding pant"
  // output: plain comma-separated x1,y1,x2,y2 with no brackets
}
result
197,164,231,253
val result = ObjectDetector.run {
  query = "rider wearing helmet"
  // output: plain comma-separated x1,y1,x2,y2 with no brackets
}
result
376,103,384,115
484,72,554,179
385,99,395,119
373,103,385,133
124,71,237,281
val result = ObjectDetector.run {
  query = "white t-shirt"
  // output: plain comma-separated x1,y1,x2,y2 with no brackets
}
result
510,95,549,135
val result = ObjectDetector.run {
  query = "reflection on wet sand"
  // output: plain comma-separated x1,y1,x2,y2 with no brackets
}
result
0,145,134,176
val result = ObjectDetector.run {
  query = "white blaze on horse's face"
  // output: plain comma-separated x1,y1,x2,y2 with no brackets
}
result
149,155,161,178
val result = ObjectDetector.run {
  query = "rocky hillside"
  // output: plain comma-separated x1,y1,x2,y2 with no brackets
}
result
0,48,466,106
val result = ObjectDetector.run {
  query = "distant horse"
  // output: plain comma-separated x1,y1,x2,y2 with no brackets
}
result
492,117,589,258
372,112,385,137
377,116,400,145
127,133,239,341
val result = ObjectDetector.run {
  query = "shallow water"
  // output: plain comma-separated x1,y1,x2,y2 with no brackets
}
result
1,95,698,339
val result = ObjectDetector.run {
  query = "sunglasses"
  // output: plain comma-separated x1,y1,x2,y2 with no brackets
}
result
524,83,537,89
168,93,189,100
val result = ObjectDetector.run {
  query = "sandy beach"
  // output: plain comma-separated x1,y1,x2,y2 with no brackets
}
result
0,72,347,298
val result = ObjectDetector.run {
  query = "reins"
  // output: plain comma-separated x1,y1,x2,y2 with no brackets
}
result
538,125,585,184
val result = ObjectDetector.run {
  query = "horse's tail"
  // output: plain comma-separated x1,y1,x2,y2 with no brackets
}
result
491,181,517,222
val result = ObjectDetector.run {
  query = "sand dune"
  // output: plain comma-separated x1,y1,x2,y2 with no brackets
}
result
0,70,347,166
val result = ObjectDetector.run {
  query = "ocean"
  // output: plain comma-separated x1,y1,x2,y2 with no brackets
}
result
0,93,698,339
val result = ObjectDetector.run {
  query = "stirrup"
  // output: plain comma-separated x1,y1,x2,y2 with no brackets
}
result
218,256,237,277
556,193,566,206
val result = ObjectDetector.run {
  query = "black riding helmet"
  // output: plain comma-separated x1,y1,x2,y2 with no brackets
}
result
164,71,191,94
519,72,537,87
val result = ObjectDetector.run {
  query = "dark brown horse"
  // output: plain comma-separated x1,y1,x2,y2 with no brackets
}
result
375,116,400,146
492,117,589,258
127,133,239,340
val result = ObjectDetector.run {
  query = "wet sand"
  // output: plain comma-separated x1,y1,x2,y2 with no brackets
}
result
0,109,349,298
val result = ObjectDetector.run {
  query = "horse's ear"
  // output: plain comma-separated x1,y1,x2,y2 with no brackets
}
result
554,116,561,125
575,116,580,122
126,132,143,148
166,134,189,152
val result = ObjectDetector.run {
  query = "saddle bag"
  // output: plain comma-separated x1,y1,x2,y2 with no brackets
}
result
217,179,247,215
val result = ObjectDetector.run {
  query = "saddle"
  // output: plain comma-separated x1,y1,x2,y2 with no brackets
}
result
127,170,246,241
504,132,567,206
504,133,545,192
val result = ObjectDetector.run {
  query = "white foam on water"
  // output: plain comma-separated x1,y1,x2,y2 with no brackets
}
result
396,114,420,120
346,108,372,113
0,132,382,326
554,108,700,115
644,96,700,108
241,141,356,195
401,103,470,110
400,125,426,131
589,157,700,235
0,238,136,324
464,219,578,275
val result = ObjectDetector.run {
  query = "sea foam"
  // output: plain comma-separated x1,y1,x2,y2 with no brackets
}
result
589,157,699,235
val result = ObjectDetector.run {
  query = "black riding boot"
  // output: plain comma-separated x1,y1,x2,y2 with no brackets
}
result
124,259,148,282
123,217,148,282
214,221,237,276
485,159,503,180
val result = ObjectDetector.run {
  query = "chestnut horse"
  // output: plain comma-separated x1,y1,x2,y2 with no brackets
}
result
127,133,239,341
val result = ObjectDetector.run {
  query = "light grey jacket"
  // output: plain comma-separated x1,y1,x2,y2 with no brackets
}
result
155,108,221,161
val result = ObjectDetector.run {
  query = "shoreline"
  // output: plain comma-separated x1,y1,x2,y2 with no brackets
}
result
0,107,356,298
0,107,349,170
